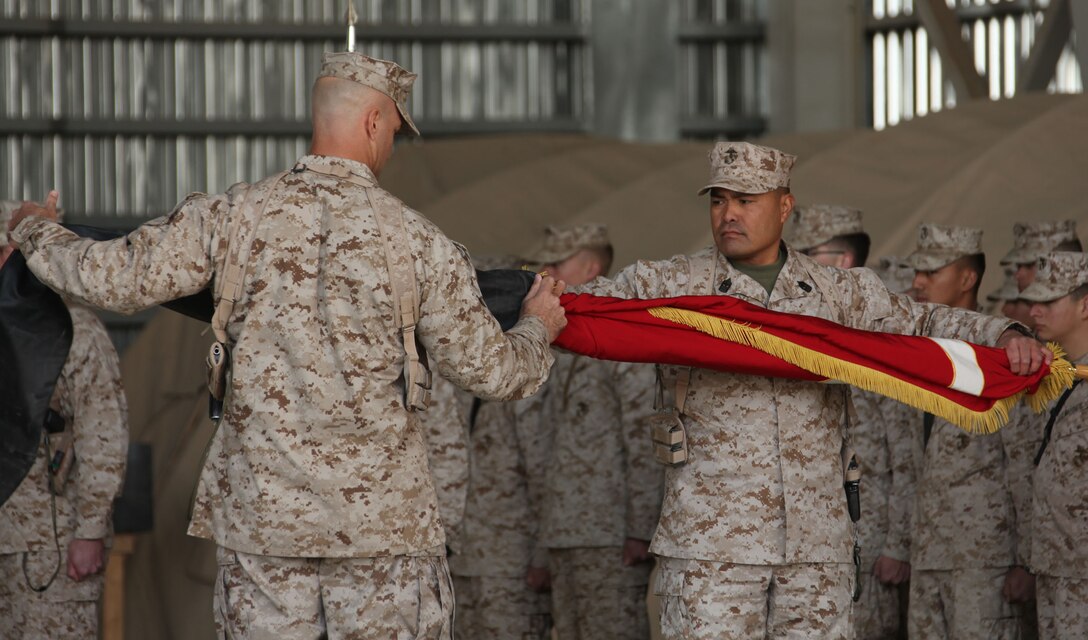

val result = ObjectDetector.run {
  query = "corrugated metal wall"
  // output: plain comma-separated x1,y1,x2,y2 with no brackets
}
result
0,0,589,222
679,0,768,137
0,0,593,350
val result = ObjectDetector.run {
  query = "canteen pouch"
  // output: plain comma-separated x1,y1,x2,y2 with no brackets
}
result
405,356,432,412
650,409,688,465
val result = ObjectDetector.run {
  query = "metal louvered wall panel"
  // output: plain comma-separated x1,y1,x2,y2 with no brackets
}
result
0,0,589,223
0,0,589,352
678,0,768,139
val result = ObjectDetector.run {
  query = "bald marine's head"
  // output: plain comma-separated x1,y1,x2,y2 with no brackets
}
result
311,77,402,176
309,52,420,176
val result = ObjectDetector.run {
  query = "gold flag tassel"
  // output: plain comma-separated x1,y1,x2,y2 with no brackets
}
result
1025,342,1076,413
648,307,1074,435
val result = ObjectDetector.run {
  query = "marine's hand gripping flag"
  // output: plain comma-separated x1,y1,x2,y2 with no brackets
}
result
554,293,1075,433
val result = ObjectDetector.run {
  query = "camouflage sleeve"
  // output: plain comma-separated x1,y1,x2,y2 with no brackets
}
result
512,393,553,569
11,193,227,314
418,375,471,553
882,400,917,561
615,361,663,541
62,308,128,540
849,268,1013,343
571,255,693,299
1001,403,1043,567
410,215,554,402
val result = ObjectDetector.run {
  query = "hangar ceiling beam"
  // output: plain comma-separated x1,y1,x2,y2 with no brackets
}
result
915,0,989,100
1018,0,1073,93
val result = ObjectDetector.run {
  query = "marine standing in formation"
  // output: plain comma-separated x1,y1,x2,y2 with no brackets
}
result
7,53,567,638
0,202,129,639
788,205,916,639
905,223,1041,639
526,224,663,640
1020,251,1088,639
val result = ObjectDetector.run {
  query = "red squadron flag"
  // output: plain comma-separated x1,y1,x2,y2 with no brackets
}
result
554,293,1074,433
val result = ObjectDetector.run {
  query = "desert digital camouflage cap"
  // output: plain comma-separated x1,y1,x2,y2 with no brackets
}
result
904,223,984,272
1019,252,1088,302
1000,220,1079,265
787,204,865,251
986,268,1022,303
525,223,611,265
319,51,420,136
872,256,914,294
697,142,795,196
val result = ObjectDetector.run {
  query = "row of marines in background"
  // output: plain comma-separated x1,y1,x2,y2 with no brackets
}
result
431,211,1088,640
0,51,1081,640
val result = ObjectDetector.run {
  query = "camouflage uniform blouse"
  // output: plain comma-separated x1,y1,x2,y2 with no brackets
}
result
538,353,663,548
0,305,128,565
578,245,1012,565
1030,353,1088,578
11,155,554,558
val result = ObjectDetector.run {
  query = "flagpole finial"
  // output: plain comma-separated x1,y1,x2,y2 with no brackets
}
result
346,1,358,52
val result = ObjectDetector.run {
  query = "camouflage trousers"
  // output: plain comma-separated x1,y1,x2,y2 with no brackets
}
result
214,546,454,640
908,568,1022,640
549,546,652,640
1036,574,1088,640
451,574,550,640
0,549,103,640
853,559,901,640
654,558,854,639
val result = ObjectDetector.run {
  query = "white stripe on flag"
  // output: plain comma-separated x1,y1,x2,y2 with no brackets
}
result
929,337,985,396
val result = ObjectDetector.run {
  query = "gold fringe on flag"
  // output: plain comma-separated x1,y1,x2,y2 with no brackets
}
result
648,306,1074,434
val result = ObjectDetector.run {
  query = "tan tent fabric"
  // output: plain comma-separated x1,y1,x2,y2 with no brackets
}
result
119,311,217,639
381,133,606,211
119,93,1086,638
792,93,1085,291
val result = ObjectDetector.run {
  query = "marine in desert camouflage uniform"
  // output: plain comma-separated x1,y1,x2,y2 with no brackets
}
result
999,220,1082,330
418,374,472,554
525,224,663,640
0,201,129,639
575,142,1047,639
1004,221,1082,295
987,268,1030,325
7,54,566,639
1020,252,1088,640
448,388,553,640
906,224,1042,640
789,207,914,640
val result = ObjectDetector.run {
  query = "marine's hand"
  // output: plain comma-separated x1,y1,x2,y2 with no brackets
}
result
622,537,651,566
1002,566,1035,603
872,555,910,585
525,566,551,593
8,190,60,246
67,538,106,582
521,273,567,342
997,329,1052,375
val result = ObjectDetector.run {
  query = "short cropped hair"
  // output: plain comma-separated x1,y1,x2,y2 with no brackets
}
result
826,233,871,268
957,253,986,297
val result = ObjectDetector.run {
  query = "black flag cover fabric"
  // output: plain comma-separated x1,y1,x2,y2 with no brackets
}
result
0,248,72,505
